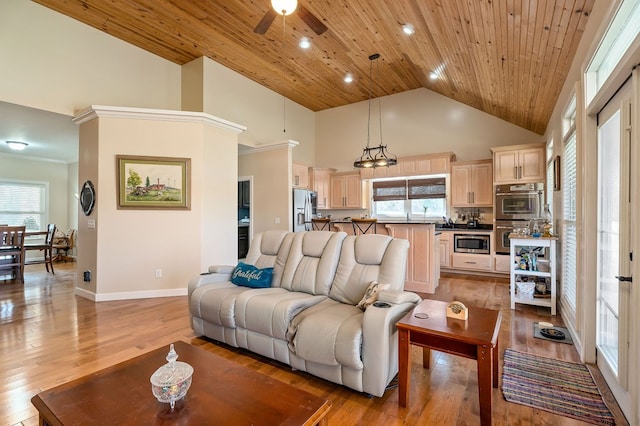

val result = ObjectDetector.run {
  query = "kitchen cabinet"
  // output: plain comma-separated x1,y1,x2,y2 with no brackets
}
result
510,235,557,315
438,232,451,268
359,152,455,179
310,168,336,209
237,181,250,208
451,253,492,271
385,224,439,294
292,162,310,188
238,226,249,259
491,144,545,184
451,160,493,207
329,172,363,209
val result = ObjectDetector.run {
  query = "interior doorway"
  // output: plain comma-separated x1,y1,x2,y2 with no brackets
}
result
238,176,253,260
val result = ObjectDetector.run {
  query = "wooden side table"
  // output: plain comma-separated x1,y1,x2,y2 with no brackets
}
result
397,299,501,426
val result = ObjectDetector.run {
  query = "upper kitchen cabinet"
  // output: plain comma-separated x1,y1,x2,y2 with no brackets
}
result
310,167,336,210
292,162,310,188
491,144,546,184
330,172,364,209
451,160,493,207
238,180,250,208
359,152,455,179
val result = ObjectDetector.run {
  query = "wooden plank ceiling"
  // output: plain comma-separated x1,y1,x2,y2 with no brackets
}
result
34,0,595,135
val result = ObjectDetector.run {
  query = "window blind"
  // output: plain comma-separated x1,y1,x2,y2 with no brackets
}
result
372,180,406,201
0,181,46,231
562,133,577,314
408,178,446,200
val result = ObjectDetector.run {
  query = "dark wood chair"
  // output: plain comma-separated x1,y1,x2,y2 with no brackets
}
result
25,224,57,274
0,226,26,283
311,218,331,231
53,229,75,262
351,218,377,235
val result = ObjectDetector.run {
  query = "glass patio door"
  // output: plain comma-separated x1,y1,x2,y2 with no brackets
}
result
596,79,632,415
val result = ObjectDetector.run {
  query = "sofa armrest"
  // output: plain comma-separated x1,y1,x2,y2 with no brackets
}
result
187,266,235,297
377,290,421,305
208,265,236,274
361,296,420,397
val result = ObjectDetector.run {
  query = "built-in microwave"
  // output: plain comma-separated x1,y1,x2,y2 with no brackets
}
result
453,234,490,254
495,183,544,220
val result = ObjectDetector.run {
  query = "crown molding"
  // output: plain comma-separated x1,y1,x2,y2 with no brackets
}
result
73,105,247,134
238,140,299,155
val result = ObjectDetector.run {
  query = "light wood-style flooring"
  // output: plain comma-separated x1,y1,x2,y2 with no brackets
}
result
1,264,627,425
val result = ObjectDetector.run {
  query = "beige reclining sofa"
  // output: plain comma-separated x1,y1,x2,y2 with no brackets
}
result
188,230,421,397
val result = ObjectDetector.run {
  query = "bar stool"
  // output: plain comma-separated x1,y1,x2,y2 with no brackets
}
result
311,218,331,231
351,218,377,235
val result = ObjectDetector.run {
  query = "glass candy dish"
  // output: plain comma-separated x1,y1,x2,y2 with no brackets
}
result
150,344,193,410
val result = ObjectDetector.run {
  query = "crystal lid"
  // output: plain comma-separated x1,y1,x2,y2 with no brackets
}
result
150,344,194,387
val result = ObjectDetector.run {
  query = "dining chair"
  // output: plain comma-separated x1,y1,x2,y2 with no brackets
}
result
0,226,26,283
25,224,57,274
311,218,331,231
53,229,75,262
351,218,377,235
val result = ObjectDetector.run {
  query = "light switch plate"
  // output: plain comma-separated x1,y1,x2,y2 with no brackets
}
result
87,219,96,229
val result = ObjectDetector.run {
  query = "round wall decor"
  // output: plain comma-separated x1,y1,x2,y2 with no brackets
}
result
80,180,95,216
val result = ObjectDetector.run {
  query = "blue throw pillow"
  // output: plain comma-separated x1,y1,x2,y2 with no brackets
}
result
231,262,274,288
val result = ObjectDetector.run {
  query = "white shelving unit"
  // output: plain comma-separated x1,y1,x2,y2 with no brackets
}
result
509,235,558,315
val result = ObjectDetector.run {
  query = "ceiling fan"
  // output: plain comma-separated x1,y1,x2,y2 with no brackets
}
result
254,0,328,35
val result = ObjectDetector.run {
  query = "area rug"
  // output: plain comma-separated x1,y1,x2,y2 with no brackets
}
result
533,322,574,344
502,349,615,425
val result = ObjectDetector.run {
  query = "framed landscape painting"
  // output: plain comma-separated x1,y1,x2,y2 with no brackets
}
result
117,155,191,210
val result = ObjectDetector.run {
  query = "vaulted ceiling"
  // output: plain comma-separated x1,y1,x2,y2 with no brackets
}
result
34,0,595,135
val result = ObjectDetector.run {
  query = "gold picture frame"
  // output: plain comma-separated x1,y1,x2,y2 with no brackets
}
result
116,155,191,210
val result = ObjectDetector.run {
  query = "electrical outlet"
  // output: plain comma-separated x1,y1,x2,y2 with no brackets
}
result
155,269,162,278
479,213,485,219
83,270,91,282
274,217,280,224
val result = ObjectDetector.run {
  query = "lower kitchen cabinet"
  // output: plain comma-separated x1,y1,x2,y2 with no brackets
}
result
238,226,249,259
385,223,439,294
439,232,451,268
451,253,492,271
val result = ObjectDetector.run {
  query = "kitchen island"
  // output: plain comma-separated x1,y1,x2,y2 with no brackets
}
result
331,220,440,294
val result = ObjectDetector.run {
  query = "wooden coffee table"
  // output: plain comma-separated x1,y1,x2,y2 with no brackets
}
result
397,299,501,426
31,341,331,425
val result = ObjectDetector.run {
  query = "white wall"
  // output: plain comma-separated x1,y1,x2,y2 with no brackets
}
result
0,0,182,116
0,156,69,231
315,88,543,171
182,57,316,165
74,106,242,300
238,144,293,235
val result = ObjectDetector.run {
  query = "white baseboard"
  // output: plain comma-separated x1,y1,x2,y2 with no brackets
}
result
74,286,187,301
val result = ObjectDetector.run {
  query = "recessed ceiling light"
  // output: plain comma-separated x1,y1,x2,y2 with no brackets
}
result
299,37,311,49
402,23,415,35
344,73,353,83
6,141,28,151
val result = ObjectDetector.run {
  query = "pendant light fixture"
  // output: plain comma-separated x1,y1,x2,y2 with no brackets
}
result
354,54,397,169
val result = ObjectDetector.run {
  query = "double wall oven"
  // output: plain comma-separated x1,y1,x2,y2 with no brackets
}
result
495,182,544,254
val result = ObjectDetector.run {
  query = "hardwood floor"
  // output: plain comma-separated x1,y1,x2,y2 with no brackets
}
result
1,264,626,425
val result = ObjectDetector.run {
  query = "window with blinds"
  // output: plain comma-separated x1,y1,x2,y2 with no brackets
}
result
0,181,46,231
562,132,578,314
372,176,447,218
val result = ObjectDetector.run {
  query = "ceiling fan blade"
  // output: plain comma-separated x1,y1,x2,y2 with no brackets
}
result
254,9,278,34
298,5,327,35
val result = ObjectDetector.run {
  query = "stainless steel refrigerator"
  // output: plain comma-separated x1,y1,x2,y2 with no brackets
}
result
292,189,317,232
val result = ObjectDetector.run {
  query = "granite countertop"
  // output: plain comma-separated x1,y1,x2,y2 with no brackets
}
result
320,218,493,230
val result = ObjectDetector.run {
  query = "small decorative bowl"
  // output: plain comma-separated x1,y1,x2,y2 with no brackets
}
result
150,344,193,410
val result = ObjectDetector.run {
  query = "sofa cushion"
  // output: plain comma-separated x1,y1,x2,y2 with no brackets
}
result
189,283,249,328
279,231,346,295
234,289,327,341
330,235,409,305
231,262,273,288
287,299,364,369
